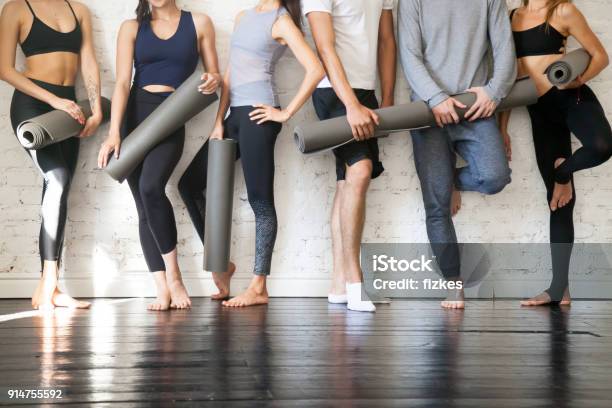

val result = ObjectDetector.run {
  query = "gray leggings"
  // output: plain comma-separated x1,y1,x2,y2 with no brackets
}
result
179,106,281,276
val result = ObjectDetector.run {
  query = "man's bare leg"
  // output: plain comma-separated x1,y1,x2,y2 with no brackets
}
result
328,183,347,304
340,161,375,312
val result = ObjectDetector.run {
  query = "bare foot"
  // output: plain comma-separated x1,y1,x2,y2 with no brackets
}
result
168,279,191,309
52,289,91,309
520,291,552,306
147,289,171,311
550,158,573,212
223,276,269,308
451,188,462,217
560,287,572,306
521,288,572,306
441,287,465,309
211,262,236,301
32,275,57,311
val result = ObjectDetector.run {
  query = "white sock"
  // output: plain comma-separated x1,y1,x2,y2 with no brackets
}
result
328,293,348,304
346,282,375,312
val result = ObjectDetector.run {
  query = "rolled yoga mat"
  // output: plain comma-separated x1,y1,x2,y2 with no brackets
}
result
546,48,591,86
17,98,111,150
105,71,219,182
294,78,539,154
203,139,237,273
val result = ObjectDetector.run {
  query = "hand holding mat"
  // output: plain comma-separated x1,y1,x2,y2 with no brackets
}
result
17,98,111,150
203,139,237,273
546,48,591,86
294,78,539,154
105,71,219,182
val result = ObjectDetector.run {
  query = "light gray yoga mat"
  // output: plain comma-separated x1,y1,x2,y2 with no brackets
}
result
294,78,539,154
17,98,111,150
105,71,219,182
203,139,237,273
546,48,590,86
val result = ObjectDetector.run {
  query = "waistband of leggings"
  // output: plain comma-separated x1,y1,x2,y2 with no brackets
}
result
14,78,76,100
131,86,173,103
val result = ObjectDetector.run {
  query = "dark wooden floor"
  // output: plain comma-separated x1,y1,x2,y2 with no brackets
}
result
1,298,612,407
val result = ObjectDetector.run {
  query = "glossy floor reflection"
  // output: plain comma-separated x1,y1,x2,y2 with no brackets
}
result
0,299,611,407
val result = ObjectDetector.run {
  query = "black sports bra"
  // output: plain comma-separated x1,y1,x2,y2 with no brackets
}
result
20,0,82,57
511,9,567,58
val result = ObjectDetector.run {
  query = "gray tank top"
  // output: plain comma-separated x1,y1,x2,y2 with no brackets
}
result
229,7,288,107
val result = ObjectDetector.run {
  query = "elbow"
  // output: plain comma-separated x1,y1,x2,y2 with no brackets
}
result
0,66,11,82
600,50,610,70
310,62,325,83
317,45,335,65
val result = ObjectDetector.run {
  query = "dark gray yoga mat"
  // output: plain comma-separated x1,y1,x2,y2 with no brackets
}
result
17,98,111,150
294,78,539,154
203,139,237,273
546,48,591,86
105,71,219,182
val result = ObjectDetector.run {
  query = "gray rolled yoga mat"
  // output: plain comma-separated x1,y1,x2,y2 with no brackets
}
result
105,71,219,182
294,78,539,154
17,98,111,150
546,48,591,86
203,139,237,273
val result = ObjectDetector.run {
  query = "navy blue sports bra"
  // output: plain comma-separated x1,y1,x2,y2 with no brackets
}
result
133,10,199,90
511,9,567,58
20,0,82,57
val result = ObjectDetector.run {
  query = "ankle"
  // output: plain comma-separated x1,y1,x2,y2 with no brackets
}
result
248,276,267,293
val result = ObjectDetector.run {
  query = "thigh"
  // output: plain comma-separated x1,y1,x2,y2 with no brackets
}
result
565,86,612,147
528,105,571,185
140,127,186,187
451,118,509,176
236,109,281,202
29,141,77,183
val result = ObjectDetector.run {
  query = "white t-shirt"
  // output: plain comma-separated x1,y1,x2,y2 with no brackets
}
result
303,0,394,90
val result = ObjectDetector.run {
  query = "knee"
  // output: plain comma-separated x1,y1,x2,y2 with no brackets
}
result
249,198,277,221
478,170,511,195
139,179,164,205
593,137,612,161
45,170,72,198
344,160,372,194
177,175,193,202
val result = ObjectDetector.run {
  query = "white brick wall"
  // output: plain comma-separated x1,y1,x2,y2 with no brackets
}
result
1,0,611,298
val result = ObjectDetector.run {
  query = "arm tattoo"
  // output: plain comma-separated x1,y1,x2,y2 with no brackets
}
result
86,74,99,115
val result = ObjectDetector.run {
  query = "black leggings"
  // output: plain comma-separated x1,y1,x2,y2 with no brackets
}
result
528,85,612,301
10,79,79,270
179,106,281,276
123,88,185,272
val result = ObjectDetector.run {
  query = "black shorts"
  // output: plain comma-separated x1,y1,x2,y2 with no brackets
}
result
312,88,384,181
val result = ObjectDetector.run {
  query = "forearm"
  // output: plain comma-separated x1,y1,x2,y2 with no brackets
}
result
108,83,130,137
214,75,231,126
320,48,360,108
1,68,58,104
81,56,103,116
498,110,511,134
580,50,609,83
486,0,517,102
397,2,447,107
378,39,397,105
284,66,322,117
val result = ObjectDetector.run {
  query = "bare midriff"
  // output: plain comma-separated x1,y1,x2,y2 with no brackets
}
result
518,53,567,96
22,52,79,86
142,84,176,93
